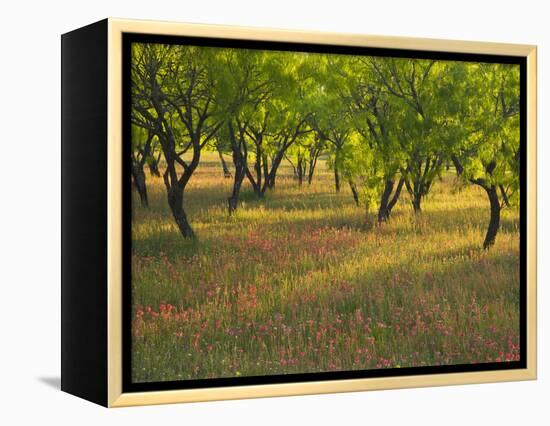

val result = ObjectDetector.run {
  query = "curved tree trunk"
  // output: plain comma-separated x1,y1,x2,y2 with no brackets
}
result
405,178,423,213
387,177,405,213
365,200,373,226
167,185,195,238
378,177,405,223
307,147,322,185
132,164,148,207
411,193,422,213
307,162,316,185
147,154,161,177
227,122,247,214
228,167,245,214
247,147,264,198
483,185,501,249
248,174,264,198
334,165,340,193
267,174,276,190
217,146,232,178
378,179,394,223
499,184,510,208
228,151,246,214
349,180,360,206
262,153,269,189
297,155,305,186
452,155,502,249
266,152,284,190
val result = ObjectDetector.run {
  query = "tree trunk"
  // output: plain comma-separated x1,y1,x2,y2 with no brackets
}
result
378,177,405,223
217,146,232,178
228,166,245,214
499,184,510,208
291,162,298,179
387,177,405,214
262,153,269,189
245,166,263,198
334,165,340,193
266,152,284,191
131,164,148,207
227,122,247,214
267,174,276,189
483,185,501,249
365,200,373,226
228,150,246,214
452,155,502,249
411,193,422,213
307,162,315,185
167,185,195,238
349,180,359,206
147,154,161,177
297,156,304,186
249,147,264,197
378,179,394,223
405,178,423,213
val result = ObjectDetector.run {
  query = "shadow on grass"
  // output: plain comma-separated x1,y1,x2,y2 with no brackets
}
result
133,231,204,259
133,186,519,264
414,206,520,234
134,206,518,256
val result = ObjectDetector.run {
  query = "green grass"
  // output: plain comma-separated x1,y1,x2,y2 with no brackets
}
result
131,152,520,382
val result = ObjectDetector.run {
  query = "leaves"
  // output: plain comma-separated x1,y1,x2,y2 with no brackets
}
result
131,41,521,221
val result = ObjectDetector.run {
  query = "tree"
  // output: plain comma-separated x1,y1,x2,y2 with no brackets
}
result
130,42,521,248
330,56,406,223
285,143,307,185
314,121,351,193
450,63,520,248
131,43,223,238
367,57,447,213
355,90,405,222
226,120,248,212
285,132,325,186
242,51,313,197
305,134,326,185
130,125,154,207
307,56,356,193
213,137,232,178
146,138,162,177
215,49,274,212
245,109,311,195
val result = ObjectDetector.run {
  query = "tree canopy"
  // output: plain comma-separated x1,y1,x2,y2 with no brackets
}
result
131,42,521,248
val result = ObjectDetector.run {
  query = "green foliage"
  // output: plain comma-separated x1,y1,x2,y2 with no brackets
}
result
453,63,521,205
131,40,521,241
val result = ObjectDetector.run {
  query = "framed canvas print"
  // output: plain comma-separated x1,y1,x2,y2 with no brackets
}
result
61,18,537,407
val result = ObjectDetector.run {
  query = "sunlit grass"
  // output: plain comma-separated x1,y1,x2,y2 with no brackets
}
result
131,152,520,382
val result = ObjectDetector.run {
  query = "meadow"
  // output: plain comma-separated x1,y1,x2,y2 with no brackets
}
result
131,152,520,383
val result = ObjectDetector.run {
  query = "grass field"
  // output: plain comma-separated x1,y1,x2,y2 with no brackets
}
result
131,152,520,383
